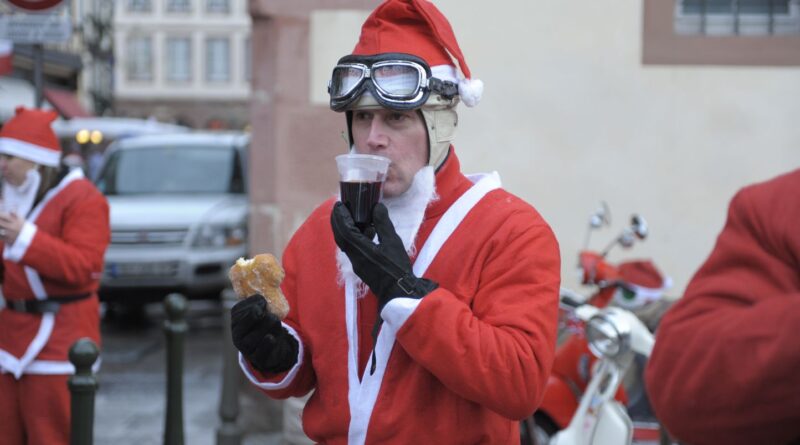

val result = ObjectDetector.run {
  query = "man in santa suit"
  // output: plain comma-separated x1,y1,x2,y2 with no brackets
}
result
0,107,110,445
645,169,800,445
231,0,561,443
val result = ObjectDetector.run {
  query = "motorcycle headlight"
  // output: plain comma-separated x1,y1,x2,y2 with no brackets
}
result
586,308,631,359
193,223,247,248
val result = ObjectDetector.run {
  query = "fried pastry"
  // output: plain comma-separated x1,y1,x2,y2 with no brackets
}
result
228,253,289,320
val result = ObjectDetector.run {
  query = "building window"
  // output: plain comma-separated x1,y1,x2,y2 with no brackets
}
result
206,0,230,14
166,0,192,13
244,36,251,82
166,37,192,82
128,0,152,13
126,36,153,81
642,0,800,65
206,37,230,82
675,0,800,35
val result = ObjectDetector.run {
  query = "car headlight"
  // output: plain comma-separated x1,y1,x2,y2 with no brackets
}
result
586,308,631,359
193,223,247,248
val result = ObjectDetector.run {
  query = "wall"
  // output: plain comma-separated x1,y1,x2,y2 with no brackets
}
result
254,0,800,296
435,0,799,295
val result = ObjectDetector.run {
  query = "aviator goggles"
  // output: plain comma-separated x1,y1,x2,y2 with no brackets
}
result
328,53,459,112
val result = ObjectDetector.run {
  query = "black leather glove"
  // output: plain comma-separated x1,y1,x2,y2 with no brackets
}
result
331,201,438,313
231,295,298,374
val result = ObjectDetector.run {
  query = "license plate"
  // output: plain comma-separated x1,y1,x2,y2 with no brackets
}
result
106,261,179,278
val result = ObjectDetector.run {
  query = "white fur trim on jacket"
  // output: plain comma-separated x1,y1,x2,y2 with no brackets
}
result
3,221,37,262
238,322,304,390
3,168,84,263
0,313,55,378
381,297,422,332
346,171,502,445
24,358,102,375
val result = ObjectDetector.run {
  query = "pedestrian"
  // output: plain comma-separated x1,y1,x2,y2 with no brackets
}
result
86,146,104,182
645,168,800,445
230,0,561,443
0,107,111,445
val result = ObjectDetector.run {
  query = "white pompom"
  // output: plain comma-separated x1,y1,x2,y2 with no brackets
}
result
458,78,484,107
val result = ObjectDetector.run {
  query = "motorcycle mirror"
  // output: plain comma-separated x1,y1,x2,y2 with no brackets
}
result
589,201,612,229
631,214,648,240
618,228,635,248
589,214,604,229
585,202,612,249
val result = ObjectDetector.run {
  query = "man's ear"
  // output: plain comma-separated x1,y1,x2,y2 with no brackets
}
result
345,110,355,149
417,109,431,164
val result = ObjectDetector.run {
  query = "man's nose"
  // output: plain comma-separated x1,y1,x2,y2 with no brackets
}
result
365,119,389,151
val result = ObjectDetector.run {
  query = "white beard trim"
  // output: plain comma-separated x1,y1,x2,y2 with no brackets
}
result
336,166,438,299
2,168,41,217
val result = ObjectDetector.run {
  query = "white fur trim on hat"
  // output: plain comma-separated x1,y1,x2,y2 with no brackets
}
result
0,137,61,167
431,64,482,107
431,64,458,83
458,78,483,107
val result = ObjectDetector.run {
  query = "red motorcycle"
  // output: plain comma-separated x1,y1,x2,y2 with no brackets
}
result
521,204,674,445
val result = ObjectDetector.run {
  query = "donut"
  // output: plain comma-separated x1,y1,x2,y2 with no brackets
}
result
228,253,290,320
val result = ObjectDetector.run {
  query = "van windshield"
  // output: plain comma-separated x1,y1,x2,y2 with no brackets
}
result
97,145,242,195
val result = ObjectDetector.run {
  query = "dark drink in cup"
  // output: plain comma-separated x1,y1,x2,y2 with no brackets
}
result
340,180,383,230
335,153,391,231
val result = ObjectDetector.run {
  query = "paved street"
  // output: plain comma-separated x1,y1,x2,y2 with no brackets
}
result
95,300,283,445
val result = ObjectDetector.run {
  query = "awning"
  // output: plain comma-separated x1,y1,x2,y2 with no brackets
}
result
44,88,92,119
11,44,82,77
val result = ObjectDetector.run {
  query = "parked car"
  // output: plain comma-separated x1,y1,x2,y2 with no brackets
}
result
94,132,250,305
52,117,191,181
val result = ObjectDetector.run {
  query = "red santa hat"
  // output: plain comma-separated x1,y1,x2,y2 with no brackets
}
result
0,106,61,167
352,0,483,107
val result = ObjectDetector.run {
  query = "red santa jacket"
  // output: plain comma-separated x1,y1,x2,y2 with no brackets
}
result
645,169,800,445
0,169,110,378
240,152,561,444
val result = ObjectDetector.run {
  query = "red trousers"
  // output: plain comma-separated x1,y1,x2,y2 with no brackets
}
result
0,373,70,445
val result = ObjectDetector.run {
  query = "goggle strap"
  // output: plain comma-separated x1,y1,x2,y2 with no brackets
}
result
428,78,459,100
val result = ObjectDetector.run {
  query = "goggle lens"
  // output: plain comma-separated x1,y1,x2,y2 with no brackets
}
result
372,65,421,97
331,66,365,99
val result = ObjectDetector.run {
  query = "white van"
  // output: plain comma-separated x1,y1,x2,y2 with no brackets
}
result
94,132,249,305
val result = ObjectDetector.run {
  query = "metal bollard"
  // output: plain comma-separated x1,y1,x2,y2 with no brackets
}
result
68,338,99,445
164,293,188,445
216,288,242,445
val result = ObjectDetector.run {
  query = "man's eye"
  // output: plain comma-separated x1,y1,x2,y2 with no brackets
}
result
354,111,372,120
389,113,407,121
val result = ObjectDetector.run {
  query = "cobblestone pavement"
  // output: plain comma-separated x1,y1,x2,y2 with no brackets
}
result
94,301,283,445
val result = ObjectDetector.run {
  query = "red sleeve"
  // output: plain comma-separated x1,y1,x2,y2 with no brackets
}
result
21,190,110,287
397,213,561,420
645,172,800,445
249,225,317,399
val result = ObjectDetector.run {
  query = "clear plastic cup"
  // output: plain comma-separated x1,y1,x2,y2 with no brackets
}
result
335,154,391,230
